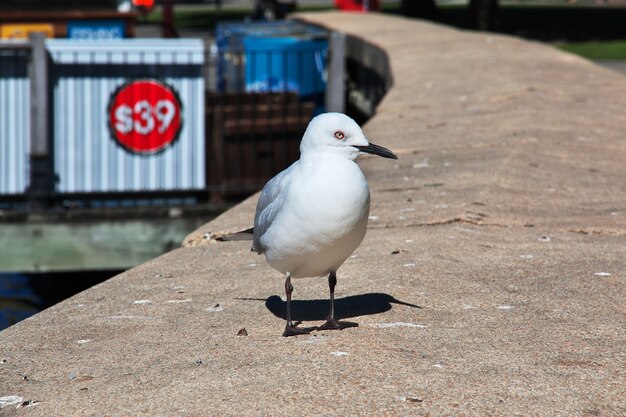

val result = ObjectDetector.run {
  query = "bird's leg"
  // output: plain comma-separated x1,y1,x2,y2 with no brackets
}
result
317,272,358,331
283,273,317,337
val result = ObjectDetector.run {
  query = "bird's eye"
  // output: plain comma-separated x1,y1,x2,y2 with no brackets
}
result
333,131,345,140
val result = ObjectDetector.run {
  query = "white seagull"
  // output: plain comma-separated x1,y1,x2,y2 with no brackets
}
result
220,112,397,336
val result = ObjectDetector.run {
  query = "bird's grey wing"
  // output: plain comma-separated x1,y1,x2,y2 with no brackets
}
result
252,165,293,254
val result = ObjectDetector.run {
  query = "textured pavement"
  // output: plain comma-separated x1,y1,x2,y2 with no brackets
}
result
1,12,625,416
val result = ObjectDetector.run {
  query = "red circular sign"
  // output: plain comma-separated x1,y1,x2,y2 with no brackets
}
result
108,79,182,154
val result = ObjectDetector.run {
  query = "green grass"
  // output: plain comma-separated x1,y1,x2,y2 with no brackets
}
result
414,4,626,61
142,5,334,30
558,40,626,61
142,8,249,28
140,3,626,61
146,9,246,31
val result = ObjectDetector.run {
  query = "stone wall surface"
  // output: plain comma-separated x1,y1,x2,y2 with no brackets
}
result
1,12,624,416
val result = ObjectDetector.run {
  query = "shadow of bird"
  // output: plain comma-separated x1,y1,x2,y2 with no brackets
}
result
257,292,421,322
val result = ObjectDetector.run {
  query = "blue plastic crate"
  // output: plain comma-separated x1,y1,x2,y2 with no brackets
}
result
216,21,328,114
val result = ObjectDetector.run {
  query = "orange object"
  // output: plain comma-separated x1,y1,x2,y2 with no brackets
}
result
133,0,155,8
334,0,380,12
0,23,54,39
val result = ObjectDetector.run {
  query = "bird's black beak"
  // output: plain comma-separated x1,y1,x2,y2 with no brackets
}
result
355,142,398,160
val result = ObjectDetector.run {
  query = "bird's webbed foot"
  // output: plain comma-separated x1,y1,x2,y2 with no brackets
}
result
283,321,318,337
317,317,358,331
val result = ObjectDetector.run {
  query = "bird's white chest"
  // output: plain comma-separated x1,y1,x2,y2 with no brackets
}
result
262,157,370,277
292,156,369,232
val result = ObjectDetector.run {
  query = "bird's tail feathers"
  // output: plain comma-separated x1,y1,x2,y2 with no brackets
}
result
216,227,254,242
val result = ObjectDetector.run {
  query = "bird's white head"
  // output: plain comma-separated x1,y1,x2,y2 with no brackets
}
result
300,112,397,161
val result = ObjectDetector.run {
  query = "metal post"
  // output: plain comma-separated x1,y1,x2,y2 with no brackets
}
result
326,31,345,114
27,32,54,210
29,32,48,157
162,0,176,38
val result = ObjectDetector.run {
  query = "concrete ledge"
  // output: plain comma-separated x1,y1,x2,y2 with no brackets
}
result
1,12,624,416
